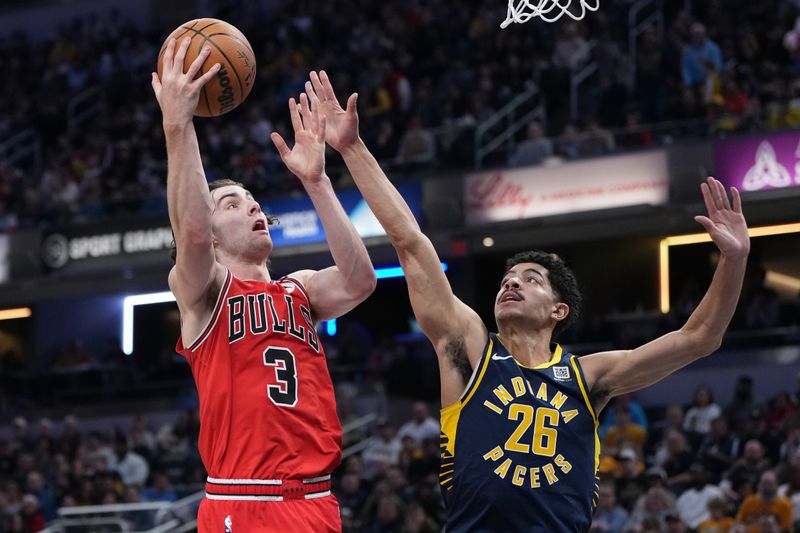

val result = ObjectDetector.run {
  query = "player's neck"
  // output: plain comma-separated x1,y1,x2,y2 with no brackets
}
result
225,260,272,282
495,327,554,367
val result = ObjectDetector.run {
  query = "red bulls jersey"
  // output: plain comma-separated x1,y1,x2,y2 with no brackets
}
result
176,270,341,480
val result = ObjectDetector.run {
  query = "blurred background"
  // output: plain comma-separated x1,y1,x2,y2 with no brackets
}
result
0,0,799,531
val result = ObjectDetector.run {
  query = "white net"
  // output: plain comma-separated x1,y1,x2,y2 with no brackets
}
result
501,0,600,28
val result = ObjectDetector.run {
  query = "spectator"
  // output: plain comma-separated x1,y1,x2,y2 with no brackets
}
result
698,416,739,483
602,406,647,455
396,402,440,448
681,23,722,89
779,459,800,528
362,422,402,480
727,440,770,490
590,481,629,532
683,384,722,437
615,447,647,512
113,437,149,488
508,121,553,167
601,395,649,437
395,116,436,170
724,376,758,434
577,119,615,157
697,496,735,533
364,495,404,533
767,392,797,431
675,464,724,529
626,486,677,532
736,470,793,532
141,471,177,503
19,494,44,533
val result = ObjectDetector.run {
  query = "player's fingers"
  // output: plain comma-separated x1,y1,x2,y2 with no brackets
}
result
319,70,339,104
288,98,303,133
714,178,732,211
194,63,221,88
151,72,162,95
707,176,724,211
185,45,212,80
731,187,743,213
306,79,319,102
694,215,715,233
162,39,176,74
700,182,716,216
173,37,192,75
309,72,324,100
299,93,312,129
270,132,291,158
345,93,359,116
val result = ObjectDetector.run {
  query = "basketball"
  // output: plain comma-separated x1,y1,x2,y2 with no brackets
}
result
157,18,256,117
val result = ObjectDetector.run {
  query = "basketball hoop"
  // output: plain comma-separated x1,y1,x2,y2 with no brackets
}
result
500,0,600,28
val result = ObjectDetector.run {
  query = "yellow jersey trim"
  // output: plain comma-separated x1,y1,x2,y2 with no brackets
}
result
439,338,493,467
571,356,601,475
515,343,564,370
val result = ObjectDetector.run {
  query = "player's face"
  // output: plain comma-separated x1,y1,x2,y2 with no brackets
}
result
210,185,272,259
494,262,566,330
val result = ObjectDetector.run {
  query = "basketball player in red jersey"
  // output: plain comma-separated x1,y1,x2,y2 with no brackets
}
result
150,40,376,532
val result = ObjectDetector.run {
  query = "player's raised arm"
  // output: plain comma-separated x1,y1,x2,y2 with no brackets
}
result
580,177,750,410
271,92,376,322
308,71,487,401
151,38,224,309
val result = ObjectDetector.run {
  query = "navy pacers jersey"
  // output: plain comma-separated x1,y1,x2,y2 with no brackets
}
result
440,333,600,532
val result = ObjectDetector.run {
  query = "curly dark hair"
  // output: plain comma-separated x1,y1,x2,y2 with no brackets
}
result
504,250,582,340
169,179,278,262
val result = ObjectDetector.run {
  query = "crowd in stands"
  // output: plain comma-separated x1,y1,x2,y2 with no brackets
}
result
3,376,800,532
1,0,799,229
0,410,201,532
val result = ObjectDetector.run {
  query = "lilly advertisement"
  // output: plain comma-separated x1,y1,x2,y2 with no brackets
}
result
714,130,800,193
264,183,422,247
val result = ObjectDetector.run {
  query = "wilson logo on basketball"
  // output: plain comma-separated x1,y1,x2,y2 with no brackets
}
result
216,65,235,114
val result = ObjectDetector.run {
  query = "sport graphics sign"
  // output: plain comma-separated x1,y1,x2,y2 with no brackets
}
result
464,151,668,225
42,224,173,270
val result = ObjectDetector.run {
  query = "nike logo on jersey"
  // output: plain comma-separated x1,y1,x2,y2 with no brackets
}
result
492,353,515,360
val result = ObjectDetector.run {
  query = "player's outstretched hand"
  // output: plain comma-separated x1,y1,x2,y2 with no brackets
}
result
306,70,360,152
695,176,750,259
271,93,327,184
151,37,221,126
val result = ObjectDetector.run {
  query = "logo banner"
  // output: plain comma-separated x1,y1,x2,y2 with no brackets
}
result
715,130,800,193
464,151,669,225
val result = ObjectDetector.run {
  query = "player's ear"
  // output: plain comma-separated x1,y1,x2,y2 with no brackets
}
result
552,303,569,322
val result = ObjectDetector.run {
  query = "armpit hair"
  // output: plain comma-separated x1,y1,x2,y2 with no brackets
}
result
445,337,474,384
589,386,610,414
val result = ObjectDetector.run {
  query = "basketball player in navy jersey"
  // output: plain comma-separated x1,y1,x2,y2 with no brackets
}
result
305,70,750,532
151,42,376,532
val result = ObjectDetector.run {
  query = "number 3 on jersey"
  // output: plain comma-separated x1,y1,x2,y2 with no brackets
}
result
263,346,298,407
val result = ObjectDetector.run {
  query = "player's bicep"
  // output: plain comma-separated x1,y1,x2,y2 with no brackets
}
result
397,235,484,350
293,267,374,322
581,329,705,404
170,236,220,308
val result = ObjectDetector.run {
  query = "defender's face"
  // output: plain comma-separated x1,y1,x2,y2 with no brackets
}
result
494,262,566,329
210,185,272,258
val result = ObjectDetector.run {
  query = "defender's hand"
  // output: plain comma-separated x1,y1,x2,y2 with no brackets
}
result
695,176,750,259
306,70,360,152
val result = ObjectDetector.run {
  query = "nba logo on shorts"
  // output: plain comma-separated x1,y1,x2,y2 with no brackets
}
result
224,515,233,532
553,366,570,381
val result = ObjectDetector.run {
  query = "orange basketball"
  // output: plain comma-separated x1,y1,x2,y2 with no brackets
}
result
157,18,256,117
